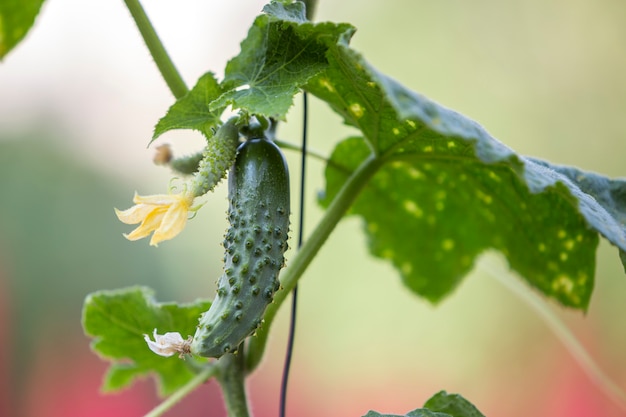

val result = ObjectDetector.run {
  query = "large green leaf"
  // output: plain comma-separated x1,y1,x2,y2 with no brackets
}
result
82,286,210,396
209,1,354,119
152,71,225,142
0,0,46,60
306,29,626,310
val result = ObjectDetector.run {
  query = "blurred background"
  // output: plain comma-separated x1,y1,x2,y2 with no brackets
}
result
1,0,625,416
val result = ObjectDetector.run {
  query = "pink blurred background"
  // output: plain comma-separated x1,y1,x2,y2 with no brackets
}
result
1,0,626,416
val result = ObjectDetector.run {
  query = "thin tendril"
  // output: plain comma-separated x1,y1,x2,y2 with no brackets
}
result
482,260,626,412
279,93,308,417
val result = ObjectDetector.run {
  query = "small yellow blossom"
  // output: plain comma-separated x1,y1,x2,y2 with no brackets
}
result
115,192,195,246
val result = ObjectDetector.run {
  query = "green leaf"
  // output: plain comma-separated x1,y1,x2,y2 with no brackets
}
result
308,31,626,310
103,363,141,392
362,391,484,417
526,158,626,264
363,411,448,417
153,71,224,142
82,286,211,396
423,391,486,417
0,0,45,60
209,1,354,119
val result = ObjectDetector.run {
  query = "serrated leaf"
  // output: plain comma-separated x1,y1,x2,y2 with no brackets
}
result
0,0,46,60
307,32,626,310
152,72,224,142
423,391,485,417
209,1,354,119
82,286,211,396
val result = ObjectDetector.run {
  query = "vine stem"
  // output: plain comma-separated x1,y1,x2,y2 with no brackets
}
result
216,350,251,417
246,153,383,371
123,0,189,99
482,261,626,412
143,365,218,417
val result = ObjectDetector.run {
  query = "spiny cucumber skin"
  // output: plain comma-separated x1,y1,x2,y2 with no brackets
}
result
191,138,290,358
189,120,240,197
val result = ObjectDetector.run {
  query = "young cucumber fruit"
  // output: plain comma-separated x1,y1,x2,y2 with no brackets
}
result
191,137,290,358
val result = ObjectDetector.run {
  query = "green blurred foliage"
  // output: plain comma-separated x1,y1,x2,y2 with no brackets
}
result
0,133,175,404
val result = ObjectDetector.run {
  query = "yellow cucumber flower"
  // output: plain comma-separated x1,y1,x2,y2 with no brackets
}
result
115,191,195,246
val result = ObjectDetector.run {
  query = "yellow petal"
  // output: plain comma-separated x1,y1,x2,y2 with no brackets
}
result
134,193,181,206
124,207,168,241
115,204,154,224
117,191,195,245
149,204,190,246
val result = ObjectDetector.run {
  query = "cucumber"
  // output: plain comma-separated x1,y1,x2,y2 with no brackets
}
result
191,137,290,357
189,119,240,197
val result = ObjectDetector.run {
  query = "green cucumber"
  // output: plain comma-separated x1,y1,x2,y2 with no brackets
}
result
191,137,290,357
189,119,240,197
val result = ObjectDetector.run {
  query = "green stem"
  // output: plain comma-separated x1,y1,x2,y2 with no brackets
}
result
245,153,383,371
143,365,218,417
216,350,251,417
123,0,189,99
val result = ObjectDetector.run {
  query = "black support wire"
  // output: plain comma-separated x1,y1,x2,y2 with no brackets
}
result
279,92,308,417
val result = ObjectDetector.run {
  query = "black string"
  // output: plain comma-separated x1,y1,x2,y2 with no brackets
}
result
279,92,308,417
